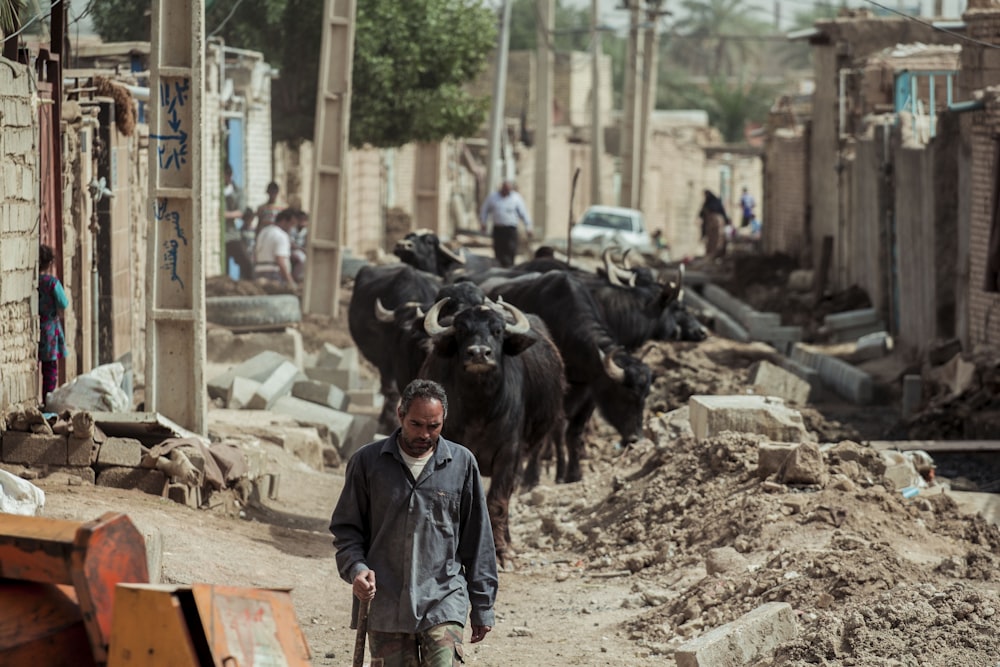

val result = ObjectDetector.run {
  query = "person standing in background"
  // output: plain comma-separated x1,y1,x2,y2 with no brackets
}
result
479,180,533,267
255,208,298,286
739,187,756,228
38,244,68,406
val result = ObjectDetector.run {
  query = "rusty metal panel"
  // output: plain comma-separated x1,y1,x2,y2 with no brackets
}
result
305,0,357,317
147,0,207,433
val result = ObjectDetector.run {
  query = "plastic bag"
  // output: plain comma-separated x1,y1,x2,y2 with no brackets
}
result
0,468,46,515
45,362,130,413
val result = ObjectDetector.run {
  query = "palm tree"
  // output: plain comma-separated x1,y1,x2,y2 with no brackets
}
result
1,0,26,35
665,0,770,78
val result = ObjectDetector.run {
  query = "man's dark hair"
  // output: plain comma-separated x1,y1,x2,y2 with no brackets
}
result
276,208,297,225
267,181,279,194
399,379,448,420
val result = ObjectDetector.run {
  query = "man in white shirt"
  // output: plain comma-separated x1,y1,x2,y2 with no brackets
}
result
479,180,533,267
254,208,297,285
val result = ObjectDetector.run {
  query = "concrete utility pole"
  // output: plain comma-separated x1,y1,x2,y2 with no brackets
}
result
534,0,553,235
146,0,207,433
637,0,665,209
486,0,514,199
305,0,357,318
590,0,603,205
619,1,643,209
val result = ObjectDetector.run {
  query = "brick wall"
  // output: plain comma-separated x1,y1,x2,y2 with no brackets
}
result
968,106,1000,348
763,129,808,262
0,59,41,408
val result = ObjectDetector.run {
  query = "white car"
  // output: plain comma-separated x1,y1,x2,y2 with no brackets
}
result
569,205,654,252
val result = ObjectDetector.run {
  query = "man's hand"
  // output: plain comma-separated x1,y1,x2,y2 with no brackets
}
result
353,569,376,601
470,625,492,643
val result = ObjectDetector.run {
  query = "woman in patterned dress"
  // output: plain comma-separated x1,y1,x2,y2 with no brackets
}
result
38,244,68,405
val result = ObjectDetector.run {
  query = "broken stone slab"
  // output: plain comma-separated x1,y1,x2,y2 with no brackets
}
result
901,374,923,418
227,376,262,410
207,351,297,401
880,450,923,490
316,342,345,369
206,327,304,368
247,361,306,410
787,269,814,292
96,466,167,496
705,546,749,576
293,379,348,411
305,365,361,391
757,442,797,479
95,436,144,468
90,411,208,447
271,396,354,453
790,344,874,404
2,431,68,466
274,426,326,472
777,441,828,486
823,307,880,331
347,387,385,412
853,331,893,362
167,482,202,509
674,602,797,667
689,395,811,443
748,360,811,405
342,413,379,461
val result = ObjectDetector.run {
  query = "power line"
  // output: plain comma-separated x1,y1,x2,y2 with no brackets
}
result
859,0,1000,49
209,0,247,38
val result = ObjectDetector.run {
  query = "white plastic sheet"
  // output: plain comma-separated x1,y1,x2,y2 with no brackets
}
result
0,468,46,515
45,362,130,413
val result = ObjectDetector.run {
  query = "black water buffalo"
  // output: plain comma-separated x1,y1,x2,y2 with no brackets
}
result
654,299,710,342
348,264,440,430
420,297,566,564
394,230,496,280
487,271,653,483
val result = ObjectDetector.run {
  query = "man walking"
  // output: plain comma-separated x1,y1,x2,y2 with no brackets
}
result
480,180,533,267
330,379,498,666
254,208,297,286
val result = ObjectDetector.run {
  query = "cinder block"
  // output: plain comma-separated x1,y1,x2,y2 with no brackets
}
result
207,350,295,400
96,466,167,496
674,602,797,667
823,307,879,330
347,387,386,411
96,437,144,468
166,482,202,509
292,379,348,411
316,342,345,369
227,376,262,410
305,365,359,391
47,465,96,484
1,431,67,465
749,360,811,405
247,361,304,410
756,442,797,479
271,396,354,452
67,435,96,466
688,395,810,443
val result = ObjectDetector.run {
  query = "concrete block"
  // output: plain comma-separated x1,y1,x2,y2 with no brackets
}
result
140,523,164,584
1,431,67,465
167,482,202,509
342,255,368,280
206,327,304,368
293,379,348,411
853,331,892,362
901,374,923,418
787,269,813,292
275,426,325,471
823,308,879,330
674,602,797,667
96,466,167,496
305,365,359,391
749,360,811,405
95,437,144,468
689,395,810,443
791,344,875,404
207,350,295,400
316,342,345,369
778,441,828,486
227,376,262,410
247,361,304,410
342,413,379,460
336,346,360,371
67,435,96,466
271,396,354,452
757,442,797,479
238,439,268,480
347,387,386,411
47,465,96,484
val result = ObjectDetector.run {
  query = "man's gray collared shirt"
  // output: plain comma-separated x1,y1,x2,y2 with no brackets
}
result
330,432,498,633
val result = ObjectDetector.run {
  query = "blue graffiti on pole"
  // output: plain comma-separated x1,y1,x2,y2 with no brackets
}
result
149,79,191,170
155,199,188,289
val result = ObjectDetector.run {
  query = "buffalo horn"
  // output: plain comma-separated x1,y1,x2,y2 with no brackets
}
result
599,347,626,383
498,300,531,335
374,298,395,323
423,298,454,337
622,247,635,269
439,243,467,265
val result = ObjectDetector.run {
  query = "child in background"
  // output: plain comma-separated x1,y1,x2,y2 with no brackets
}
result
38,244,68,405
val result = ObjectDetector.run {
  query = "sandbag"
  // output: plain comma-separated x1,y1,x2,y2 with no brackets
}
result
0,468,46,515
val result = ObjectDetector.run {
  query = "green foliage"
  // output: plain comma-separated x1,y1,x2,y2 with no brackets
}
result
89,0,496,148
665,0,771,77
778,3,840,71
696,76,778,143
351,0,496,148
1,0,23,35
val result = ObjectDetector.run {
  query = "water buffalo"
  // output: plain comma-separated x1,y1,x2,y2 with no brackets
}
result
420,297,566,565
487,270,653,483
394,230,497,281
348,264,441,430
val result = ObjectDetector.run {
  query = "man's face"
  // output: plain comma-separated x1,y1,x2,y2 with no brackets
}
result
500,182,511,196
397,397,445,457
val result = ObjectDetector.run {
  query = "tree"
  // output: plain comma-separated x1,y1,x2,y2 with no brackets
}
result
697,76,778,143
89,0,497,147
665,0,770,78
508,0,591,52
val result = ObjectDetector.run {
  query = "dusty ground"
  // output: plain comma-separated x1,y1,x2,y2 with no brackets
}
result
27,260,1000,666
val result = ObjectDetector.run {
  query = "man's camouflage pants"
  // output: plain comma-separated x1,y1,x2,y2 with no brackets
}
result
368,622,465,667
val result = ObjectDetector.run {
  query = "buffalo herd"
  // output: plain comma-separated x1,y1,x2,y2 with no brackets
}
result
348,231,709,564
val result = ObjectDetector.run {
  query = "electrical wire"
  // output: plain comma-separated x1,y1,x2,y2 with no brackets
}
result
1,0,62,44
859,0,1000,49
209,0,246,38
